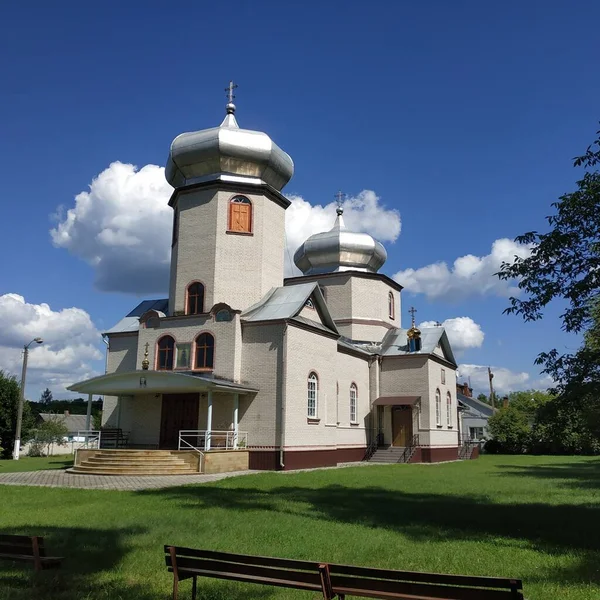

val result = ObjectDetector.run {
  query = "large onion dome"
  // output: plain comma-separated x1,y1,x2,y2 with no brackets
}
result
294,207,387,275
165,101,294,191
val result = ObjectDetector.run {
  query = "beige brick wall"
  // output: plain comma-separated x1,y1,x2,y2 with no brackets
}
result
203,450,249,474
425,360,459,447
239,323,285,447
136,314,242,382
168,187,285,315
119,394,162,446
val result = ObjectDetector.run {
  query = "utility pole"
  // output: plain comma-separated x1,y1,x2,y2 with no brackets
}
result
487,366,495,409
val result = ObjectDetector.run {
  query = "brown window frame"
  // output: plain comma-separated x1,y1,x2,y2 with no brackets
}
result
186,282,205,315
156,335,175,371
228,196,253,234
194,332,215,371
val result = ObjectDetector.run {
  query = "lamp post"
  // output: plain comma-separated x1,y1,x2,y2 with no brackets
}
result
12,337,43,460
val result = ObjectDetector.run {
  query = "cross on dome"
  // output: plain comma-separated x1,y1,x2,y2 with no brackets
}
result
225,80,238,114
408,306,417,326
335,190,346,215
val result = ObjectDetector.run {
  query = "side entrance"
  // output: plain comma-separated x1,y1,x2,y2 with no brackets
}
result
159,393,199,449
392,406,413,447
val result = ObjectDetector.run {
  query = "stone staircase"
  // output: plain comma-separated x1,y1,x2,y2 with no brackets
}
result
368,446,414,464
71,450,201,476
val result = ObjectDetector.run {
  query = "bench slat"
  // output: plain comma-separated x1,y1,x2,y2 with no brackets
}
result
0,544,36,556
0,534,37,544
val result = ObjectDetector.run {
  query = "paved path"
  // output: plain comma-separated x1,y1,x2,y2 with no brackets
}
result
0,469,256,491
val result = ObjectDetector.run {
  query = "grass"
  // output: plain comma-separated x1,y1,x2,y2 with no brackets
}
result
0,455,599,599
0,455,73,473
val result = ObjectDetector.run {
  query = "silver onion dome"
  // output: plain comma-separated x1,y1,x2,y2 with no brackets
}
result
294,207,387,275
165,102,294,191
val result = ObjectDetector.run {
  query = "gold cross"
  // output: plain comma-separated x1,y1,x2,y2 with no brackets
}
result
225,80,238,103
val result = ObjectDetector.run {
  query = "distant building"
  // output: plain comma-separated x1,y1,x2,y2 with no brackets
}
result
456,384,495,442
38,412,89,442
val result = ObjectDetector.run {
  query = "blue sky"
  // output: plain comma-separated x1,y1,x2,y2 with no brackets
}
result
1,0,598,399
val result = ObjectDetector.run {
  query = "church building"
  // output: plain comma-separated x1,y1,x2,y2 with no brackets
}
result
69,88,461,471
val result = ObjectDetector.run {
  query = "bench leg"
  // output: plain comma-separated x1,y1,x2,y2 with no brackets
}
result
192,576,197,600
172,575,178,600
31,536,43,573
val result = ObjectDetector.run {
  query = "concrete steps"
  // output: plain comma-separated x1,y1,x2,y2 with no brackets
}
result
369,447,410,464
72,450,200,476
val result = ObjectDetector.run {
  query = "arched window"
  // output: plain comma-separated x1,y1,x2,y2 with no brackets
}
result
388,292,395,319
157,336,175,370
307,372,318,418
435,389,442,426
194,333,215,370
186,282,205,315
350,383,358,423
446,391,452,427
228,196,252,233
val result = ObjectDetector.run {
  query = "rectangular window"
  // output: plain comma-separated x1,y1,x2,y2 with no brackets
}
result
175,343,191,369
350,385,357,423
441,368,446,384
469,427,484,440
435,391,442,427
308,378,317,418
446,394,452,427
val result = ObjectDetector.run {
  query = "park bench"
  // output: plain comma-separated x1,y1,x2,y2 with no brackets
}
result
164,547,524,600
99,428,129,449
0,534,63,572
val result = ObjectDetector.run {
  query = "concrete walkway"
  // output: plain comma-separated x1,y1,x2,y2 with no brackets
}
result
0,469,256,491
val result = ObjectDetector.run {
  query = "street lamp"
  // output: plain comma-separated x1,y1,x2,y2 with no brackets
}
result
12,337,43,460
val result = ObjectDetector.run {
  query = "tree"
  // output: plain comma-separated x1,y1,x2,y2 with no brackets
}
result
40,388,53,406
477,393,489,404
0,370,35,459
28,417,69,457
486,405,531,454
498,128,600,395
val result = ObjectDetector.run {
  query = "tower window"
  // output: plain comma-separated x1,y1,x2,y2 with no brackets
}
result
228,196,252,233
388,292,395,319
157,336,175,370
186,282,205,315
307,372,318,418
172,208,179,246
195,333,215,370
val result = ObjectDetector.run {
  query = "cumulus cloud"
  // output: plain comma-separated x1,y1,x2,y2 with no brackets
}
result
0,294,103,398
51,162,174,294
457,363,553,395
52,162,401,291
420,317,484,353
394,238,532,301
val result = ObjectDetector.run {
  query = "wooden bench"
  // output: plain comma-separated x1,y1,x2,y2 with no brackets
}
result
99,428,129,449
164,547,524,600
0,535,63,572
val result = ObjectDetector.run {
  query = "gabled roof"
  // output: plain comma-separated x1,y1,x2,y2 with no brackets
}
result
380,326,457,366
457,392,496,417
241,283,338,335
38,413,89,433
103,299,168,334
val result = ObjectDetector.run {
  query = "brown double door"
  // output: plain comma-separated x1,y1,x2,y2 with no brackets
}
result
392,406,413,447
159,393,199,449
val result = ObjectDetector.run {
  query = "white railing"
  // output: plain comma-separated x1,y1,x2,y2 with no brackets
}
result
178,430,248,451
76,430,101,450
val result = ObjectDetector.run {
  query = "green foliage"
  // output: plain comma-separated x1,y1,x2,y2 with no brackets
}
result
0,370,35,459
30,417,69,457
40,388,53,405
477,393,489,404
487,405,531,454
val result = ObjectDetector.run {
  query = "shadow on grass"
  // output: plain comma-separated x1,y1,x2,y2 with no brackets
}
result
138,480,600,587
0,525,154,600
48,458,74,470
496,458,600,490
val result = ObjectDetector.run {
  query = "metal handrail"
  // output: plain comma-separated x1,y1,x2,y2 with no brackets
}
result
178,430,249,451
177,436,205,472
400,434,420,464
76,430,101,450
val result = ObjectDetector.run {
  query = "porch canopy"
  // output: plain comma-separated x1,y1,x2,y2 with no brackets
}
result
372,396,420,406
67,371,258,450
67,370,258,396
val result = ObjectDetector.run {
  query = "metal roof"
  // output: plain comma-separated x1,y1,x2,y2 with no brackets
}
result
38,413,89,433
381,326,457,366
241,283,338,334
457,393,496,417
103,299,168,334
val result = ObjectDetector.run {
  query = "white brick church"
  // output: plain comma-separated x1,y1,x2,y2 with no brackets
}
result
69,90,461,469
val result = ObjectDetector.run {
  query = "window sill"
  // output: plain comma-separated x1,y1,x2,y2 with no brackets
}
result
436,425,443,428
226,230,254,236
350,421,359,426
447,426,454,429
307,418,320,424
192,368,214,373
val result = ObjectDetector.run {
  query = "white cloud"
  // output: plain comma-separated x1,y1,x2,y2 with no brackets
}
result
457,363,553,396
394,238,533,301
0,294,103,399
52,162,402,291
420,317,484,352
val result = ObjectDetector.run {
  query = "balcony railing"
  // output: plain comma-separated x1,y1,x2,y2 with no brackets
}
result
178,430,248,451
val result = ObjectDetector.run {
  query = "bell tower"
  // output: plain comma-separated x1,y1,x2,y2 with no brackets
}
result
165,84,294,315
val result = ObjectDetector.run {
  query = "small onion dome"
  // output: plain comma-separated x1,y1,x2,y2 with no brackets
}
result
407,324,421,340
294,207,387,275
165,103,294,191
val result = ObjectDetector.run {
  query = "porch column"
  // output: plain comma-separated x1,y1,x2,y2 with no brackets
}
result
233,393,239,449
85,393,93,431
205,391,213,451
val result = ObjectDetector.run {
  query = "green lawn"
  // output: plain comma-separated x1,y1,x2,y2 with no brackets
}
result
0,455,73,473
0,455,599,600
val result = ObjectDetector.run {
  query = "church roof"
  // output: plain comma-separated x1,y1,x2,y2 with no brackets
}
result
241,282,338,334
103,298,168,334
381,326,457,366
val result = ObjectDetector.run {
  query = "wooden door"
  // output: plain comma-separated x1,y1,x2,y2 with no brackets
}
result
392,407,413,447
159,393,199,449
